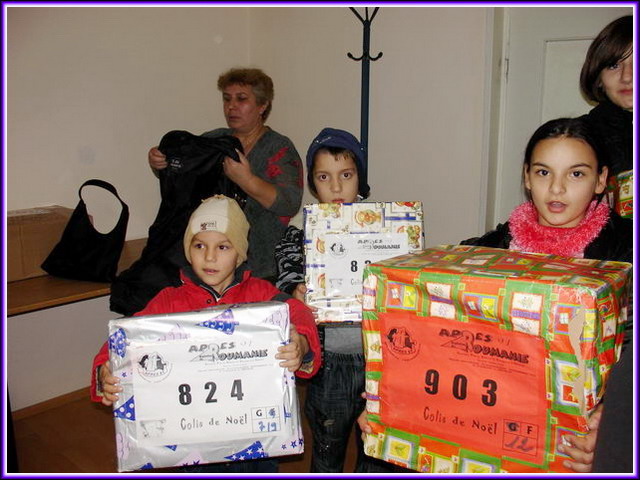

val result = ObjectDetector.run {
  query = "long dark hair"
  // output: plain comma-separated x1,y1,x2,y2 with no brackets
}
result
523,118,609,201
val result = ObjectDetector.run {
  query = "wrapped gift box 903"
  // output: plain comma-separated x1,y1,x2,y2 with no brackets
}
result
361,245,631,473
108,302,303,472
304,201,424,323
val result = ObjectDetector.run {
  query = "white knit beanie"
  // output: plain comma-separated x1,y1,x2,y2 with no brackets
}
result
183,195,250,266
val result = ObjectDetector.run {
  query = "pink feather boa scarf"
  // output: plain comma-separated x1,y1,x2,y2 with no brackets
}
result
508,200,610,258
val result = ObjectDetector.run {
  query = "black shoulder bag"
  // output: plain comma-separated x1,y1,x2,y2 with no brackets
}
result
41,179,129,282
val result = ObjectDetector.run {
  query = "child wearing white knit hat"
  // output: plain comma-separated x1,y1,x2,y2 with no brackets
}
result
183,195,250,290
92,195,321,473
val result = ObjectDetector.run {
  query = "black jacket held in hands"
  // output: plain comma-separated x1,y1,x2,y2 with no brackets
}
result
110,132,244,316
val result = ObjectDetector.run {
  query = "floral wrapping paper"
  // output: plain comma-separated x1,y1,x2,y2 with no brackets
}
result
108,302,303,472
361,245,631,473
303,201,424,323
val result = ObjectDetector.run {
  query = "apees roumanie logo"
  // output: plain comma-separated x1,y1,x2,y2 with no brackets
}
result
383,326,419,360
136,351,172,382
439,328,530,364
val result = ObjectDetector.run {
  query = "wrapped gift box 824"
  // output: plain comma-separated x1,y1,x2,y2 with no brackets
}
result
361,245,631,473
304,201,424,323
108,302,303,472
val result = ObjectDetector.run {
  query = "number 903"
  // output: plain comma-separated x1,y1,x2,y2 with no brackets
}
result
424,369,497,407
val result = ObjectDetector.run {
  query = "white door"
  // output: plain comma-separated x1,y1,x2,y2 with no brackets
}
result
488,6,633,228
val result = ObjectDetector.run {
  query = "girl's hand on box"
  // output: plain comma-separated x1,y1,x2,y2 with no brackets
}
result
98,363,122,407
558,403,603,472
357,392,372,441
276,325,309,372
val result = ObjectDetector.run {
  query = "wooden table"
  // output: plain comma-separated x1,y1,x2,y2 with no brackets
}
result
7,238,147,316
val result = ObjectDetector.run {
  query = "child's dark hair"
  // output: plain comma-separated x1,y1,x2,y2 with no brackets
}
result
523,117,609,201
307,146,370,199
580,15,632,104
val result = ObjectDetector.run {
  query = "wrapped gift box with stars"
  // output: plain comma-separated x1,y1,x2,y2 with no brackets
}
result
107,301,303,472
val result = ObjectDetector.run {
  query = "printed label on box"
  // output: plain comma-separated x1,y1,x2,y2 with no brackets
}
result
131,333,282,447
324,233,408,298
378,312,547,465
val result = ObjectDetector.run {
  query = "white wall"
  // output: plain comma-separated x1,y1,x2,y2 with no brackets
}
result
7,6,250,238
251,6,491,244
7,5,491,245
367,7,489,244
8,297,112,410
6,5,491,409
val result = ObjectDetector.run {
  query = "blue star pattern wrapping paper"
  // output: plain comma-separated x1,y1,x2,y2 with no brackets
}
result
107,302,303,472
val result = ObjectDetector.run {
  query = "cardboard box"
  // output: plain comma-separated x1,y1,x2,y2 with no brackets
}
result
361,245,631,473
7,206,73,282
607,169,633,219
108,302,303,472
303,201,424,323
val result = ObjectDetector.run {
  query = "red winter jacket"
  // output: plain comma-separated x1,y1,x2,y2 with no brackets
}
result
90,267,320,402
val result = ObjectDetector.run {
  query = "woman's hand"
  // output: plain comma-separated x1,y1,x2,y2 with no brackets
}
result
148,147,168,170
223,149,277,209
98,363,122,407
222,150,254,188
276,325,309,372
558,403,603,472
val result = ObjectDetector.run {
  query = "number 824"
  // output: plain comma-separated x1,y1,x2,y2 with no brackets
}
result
178,380,244,405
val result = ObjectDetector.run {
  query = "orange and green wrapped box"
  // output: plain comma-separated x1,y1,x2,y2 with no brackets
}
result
361,245,631,473
606,169,633,219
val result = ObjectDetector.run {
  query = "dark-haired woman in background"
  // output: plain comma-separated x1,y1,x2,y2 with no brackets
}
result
579,16,632,184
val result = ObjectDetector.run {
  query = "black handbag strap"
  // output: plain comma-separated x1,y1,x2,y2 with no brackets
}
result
78,179,127,207
77,179,129,235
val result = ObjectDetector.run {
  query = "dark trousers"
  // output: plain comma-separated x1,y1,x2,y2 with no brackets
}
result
178,457,279,473
304,351,407,473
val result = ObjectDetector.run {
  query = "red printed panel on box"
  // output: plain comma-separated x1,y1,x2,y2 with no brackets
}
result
377,312,548,466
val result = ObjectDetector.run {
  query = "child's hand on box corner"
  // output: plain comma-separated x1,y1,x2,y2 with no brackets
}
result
99,363,122,407
276,324,309,372
558,402,603,472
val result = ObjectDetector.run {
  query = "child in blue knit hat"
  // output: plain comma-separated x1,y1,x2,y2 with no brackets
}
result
275,128,407,473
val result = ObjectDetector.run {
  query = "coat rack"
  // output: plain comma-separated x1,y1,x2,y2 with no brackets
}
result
348,7,382,177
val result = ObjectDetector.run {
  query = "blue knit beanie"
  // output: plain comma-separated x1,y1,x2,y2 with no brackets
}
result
306,128,370,199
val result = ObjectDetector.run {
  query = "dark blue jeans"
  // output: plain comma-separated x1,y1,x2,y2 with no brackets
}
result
304,351,407,473
178,457,279,473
